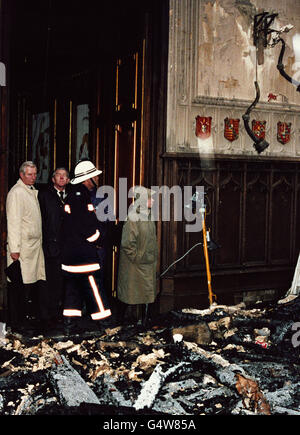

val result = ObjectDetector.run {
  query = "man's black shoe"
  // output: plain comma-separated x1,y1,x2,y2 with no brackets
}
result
93,315,117,332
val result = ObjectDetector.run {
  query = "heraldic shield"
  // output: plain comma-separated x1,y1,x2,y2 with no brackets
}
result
224,118,240,142
252,120,266,141
195,116,212,139
277,121,291,145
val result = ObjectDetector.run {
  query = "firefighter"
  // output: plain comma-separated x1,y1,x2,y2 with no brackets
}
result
61,160,112,334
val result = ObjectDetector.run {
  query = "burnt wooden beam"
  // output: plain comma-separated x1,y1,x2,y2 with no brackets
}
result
49,355,100,407
133,362,189,411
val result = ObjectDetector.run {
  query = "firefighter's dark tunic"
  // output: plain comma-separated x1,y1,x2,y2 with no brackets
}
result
61,184,111,320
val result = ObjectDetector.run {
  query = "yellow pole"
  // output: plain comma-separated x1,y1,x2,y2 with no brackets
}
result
201,209,216,306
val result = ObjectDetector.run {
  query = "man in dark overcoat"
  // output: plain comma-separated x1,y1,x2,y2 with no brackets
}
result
38,167,72,330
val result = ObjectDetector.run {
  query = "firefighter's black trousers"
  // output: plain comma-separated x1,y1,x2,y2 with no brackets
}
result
62,268,111,321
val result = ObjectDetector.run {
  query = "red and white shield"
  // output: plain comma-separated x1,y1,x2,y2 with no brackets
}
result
195,116,212,139
277,122,291,145
252,120,266,140
224,118,240,142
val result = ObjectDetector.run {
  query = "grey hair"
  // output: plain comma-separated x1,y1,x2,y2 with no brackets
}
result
52,167,69,178
19,161,37,175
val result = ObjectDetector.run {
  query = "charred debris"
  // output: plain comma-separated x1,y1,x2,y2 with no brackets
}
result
1,297,300,416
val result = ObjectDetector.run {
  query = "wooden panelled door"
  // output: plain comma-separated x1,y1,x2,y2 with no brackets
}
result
112,45,146,295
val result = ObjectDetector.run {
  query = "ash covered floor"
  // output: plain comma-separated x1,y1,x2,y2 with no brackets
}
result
1,296,300,416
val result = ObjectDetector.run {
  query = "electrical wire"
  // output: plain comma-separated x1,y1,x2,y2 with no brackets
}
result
159,242,203,278
159,199,211,278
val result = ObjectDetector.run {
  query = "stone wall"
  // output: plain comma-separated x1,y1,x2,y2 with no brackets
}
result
167,0,300,158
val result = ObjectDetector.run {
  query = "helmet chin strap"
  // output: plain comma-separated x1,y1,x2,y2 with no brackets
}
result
91,178,97,188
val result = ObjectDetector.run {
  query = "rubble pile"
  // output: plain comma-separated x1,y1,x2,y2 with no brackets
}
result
1,297,300,416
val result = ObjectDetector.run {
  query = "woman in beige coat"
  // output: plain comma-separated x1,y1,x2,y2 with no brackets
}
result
117,188,158,326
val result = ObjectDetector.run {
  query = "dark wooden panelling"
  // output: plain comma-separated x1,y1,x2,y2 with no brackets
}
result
243,169,269,264
270,170,293,263
217,170,242,266
116,55,137,112
160,155,300,309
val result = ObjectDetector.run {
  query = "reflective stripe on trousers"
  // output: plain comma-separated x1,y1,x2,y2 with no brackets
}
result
63,269,111,320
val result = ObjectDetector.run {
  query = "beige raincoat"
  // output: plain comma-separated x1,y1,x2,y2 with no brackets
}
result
6,178,46,284
117,209,158,305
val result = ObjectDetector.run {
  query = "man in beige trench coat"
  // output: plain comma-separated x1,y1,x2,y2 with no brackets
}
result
6,161,46,333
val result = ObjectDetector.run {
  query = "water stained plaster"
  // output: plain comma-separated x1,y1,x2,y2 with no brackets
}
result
196,1,253,99
196,0,300,101
167,0,300,156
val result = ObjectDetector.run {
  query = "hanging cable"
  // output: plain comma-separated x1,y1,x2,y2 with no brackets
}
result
159,242,203,278
255,38,258,83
